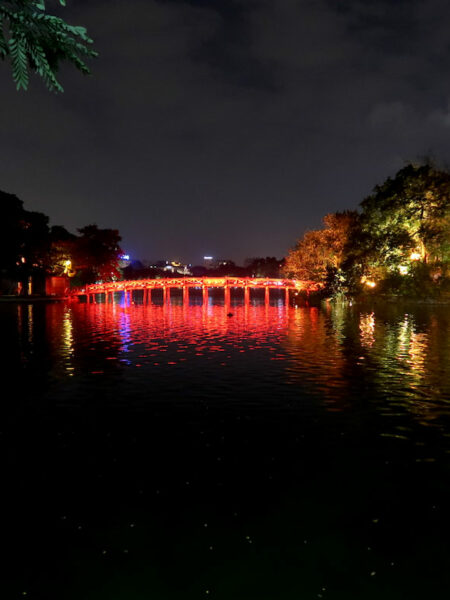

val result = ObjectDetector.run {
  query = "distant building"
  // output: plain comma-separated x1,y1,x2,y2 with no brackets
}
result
203,256,214,268
203,257,233,269
146,260,192,276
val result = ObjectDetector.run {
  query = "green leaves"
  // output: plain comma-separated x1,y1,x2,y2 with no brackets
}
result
9,35,29,90
360,163,450,266
0,0,97,92
35,1,66,12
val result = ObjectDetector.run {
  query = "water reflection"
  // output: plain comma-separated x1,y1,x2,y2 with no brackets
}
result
348,309,450,428
62,308,74,375
74,302,290,369
283,306,350,411
9,299,450,429
3,299,450,598
359,312,375,348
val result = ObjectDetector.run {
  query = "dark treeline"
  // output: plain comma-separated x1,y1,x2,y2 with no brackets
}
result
284,161,450,299
0,190,122,295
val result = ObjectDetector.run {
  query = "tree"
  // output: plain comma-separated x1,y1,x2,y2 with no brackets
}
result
74,224,122,284
0,189,50,293
341,162,450,296
0,0,97,92
47,224,77,277
284,211,358,287
357,162,450,268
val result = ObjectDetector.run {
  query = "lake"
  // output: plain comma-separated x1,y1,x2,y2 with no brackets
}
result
2,296,450,599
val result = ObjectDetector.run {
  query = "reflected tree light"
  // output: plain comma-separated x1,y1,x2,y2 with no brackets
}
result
359,312,376,348
62,308,74,375
27,303,33,345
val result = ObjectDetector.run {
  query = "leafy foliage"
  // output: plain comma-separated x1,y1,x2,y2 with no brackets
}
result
342,162,450,297
358,163,450,267
285,163,450,300
0,0,97,92
284,211,358,288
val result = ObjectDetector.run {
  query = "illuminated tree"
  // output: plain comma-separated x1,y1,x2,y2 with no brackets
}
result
342,162,450,296
0,0,97,92
284,211,358,286
358,163,450,267
47,225,77,277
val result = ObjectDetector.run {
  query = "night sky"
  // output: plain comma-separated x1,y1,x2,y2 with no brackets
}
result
1,0,450,264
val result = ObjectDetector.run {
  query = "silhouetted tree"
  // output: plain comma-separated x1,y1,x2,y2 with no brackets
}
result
74,224,122,284
0,189,50,293
245,257,283,278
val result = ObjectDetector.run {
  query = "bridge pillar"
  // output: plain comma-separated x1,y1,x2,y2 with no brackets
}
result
224,286,230,310
244,287,250,306
202,286,208,306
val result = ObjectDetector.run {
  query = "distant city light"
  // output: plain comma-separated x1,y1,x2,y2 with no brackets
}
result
204,256,213,260
410,252,421,261
120,254,130,260
399,265,408,275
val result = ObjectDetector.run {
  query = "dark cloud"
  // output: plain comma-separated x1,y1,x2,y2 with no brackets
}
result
1,0,449,263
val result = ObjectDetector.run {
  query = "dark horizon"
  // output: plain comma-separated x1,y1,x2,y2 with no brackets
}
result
1,0,450,263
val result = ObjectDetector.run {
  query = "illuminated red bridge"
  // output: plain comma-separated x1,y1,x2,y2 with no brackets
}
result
71,277,321,305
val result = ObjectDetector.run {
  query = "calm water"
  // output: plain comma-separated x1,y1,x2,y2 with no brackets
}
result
2,297,450,599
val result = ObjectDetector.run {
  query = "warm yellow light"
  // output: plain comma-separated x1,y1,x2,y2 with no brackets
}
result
365,280,376,288
63,259,72,275
399,265,408,275
410,252,421,261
